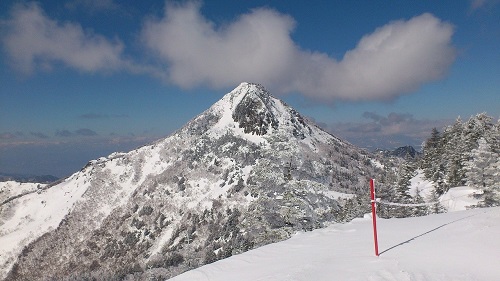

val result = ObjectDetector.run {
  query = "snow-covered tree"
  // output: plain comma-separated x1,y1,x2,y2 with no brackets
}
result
385,161,416,218
433,164,447,195
395,161,415,201
442,117,467,188
420,114,499,191
410,188,430,217
462,113,494,163
422,128,442,180
465,138,500,206
427,187,446,214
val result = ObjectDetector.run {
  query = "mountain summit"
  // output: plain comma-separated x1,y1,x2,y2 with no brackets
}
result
186,82,321,141
213,82,306,137
2,83,381,280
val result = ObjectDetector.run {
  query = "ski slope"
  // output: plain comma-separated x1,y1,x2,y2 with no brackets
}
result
170,206,500,281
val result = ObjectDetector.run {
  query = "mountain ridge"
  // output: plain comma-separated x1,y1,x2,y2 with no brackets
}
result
1,82,380,280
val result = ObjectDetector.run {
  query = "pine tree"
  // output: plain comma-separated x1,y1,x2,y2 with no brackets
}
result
465,138,499,206
392,160,415,217
433,164,447,195
443,117,466,188
396,161,414,200
410,188,429,217
463,113,493,154
375,181,398,219
428,187,446,214
422,128,442,180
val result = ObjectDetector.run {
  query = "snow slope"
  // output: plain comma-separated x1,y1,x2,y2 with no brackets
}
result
0,181,45,202
0,175,88,276
170,207,500,281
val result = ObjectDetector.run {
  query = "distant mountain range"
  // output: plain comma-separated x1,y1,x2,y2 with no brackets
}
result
0,173,58,184
373,145,420,159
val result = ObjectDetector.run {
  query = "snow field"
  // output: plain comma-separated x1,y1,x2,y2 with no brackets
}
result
0,181,43,200
440,186,481,211
170,207,500,281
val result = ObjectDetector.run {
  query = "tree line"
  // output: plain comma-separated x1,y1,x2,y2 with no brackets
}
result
420,113,499,207
342,113,500,220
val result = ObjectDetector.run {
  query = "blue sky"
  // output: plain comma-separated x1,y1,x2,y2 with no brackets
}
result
1,0,499,177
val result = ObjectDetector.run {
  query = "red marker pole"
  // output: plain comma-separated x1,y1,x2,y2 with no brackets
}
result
370,178,379,256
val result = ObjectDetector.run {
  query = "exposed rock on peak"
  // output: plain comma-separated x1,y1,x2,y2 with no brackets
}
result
200,82,316,140
231,83,279,136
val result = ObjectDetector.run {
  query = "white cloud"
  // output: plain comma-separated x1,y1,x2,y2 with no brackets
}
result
141,2,298,89
1,2,457,103
1,3,127,74
142,3,456,102
306,14,456,101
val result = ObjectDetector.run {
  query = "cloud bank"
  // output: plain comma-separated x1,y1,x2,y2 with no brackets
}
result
326,112,452,149
1,2,127,74
142,2,456,102
2,2,456,102
55,128,98,137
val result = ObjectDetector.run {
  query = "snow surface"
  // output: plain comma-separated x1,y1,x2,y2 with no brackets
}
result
440,186,481,211
0,181,44,200
408,170,434,199
0,174,88,275
170,207,500,281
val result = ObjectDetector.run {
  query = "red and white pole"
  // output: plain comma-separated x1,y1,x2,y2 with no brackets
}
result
370,178,379,256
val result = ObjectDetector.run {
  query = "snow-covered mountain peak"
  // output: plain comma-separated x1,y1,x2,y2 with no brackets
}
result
201,82,320,144
228,82,279,136
1,82,379,280
211,82,269,111
229,82,273,108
